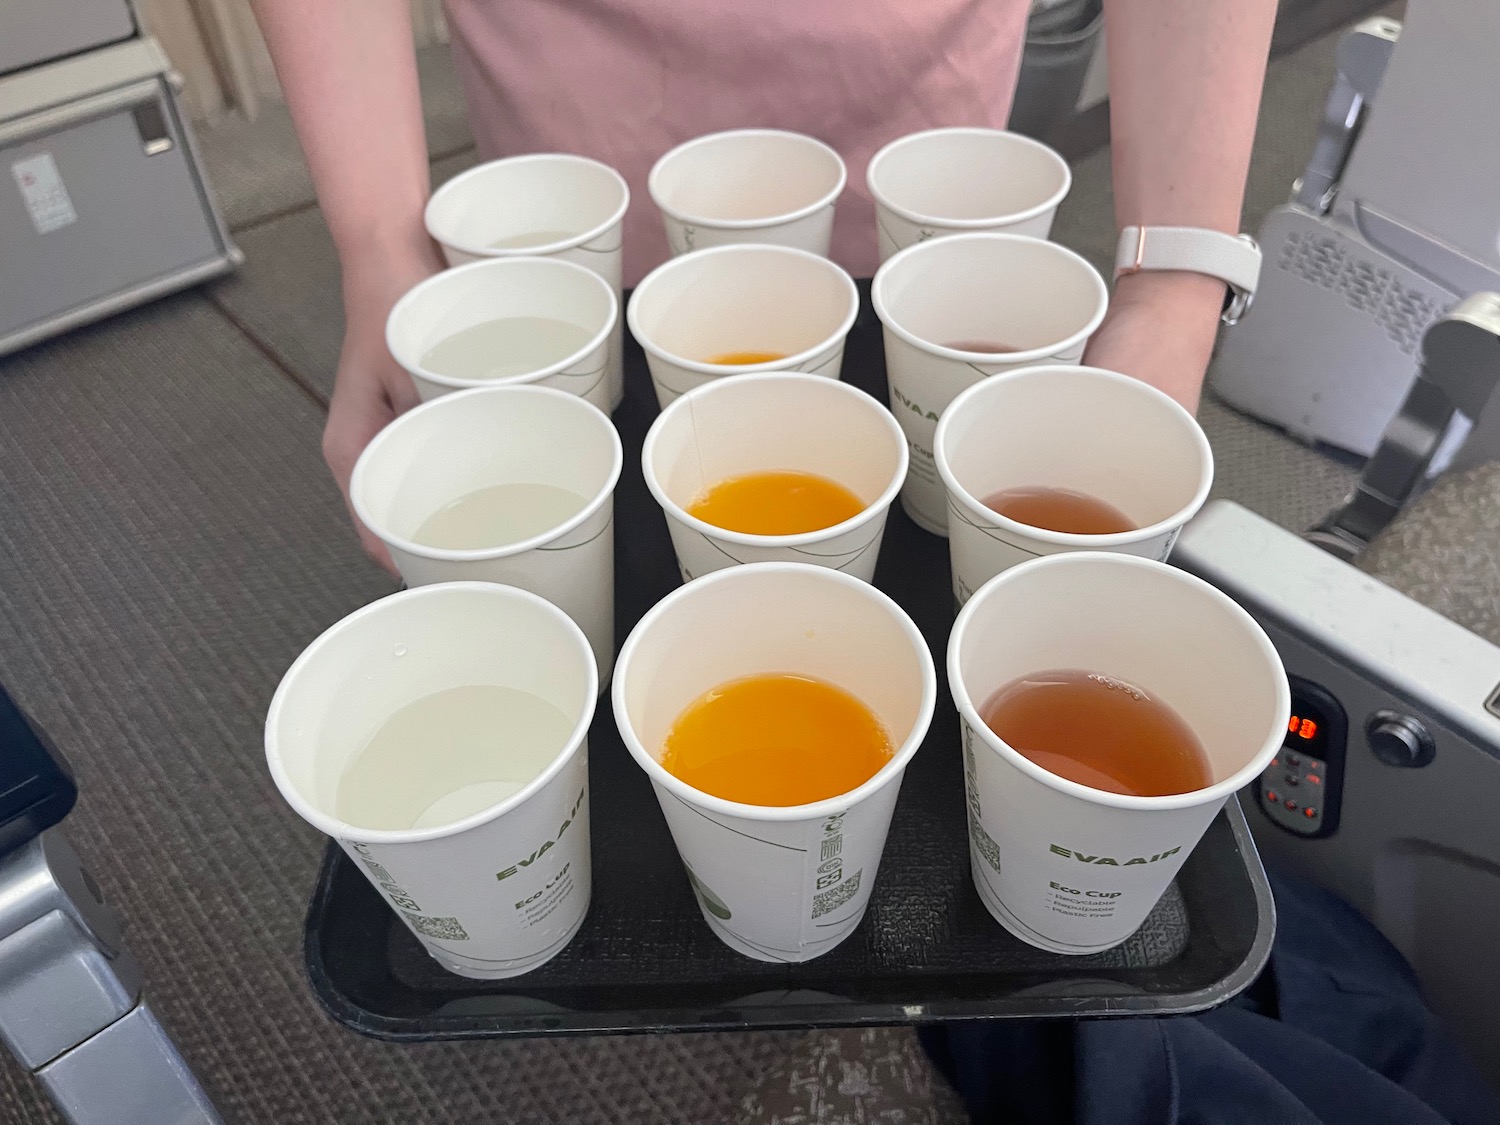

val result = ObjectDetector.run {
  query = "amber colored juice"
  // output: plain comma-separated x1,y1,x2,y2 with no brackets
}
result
705,351,787,365
983,486,1137,535
687,470,864,535
981,669,1212,797
661,673,894,806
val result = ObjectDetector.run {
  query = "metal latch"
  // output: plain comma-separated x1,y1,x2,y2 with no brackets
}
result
131,101,173,156
1306,292,1500,561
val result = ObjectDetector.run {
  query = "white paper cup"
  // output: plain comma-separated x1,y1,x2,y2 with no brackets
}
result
350,385,623,680
385,256,617,411
641,373,908,583
613,563,936,962
424,154,630,409
871,233,1108,535
649,129,847,258
948,553,1290,955
936,366,1214,604
867,127,1071,264
627,244,859,409
266,582,598,979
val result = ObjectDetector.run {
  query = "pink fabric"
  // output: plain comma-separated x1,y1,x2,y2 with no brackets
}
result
442,0,1029,284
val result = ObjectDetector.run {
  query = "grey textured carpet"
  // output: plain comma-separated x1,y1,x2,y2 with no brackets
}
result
0,10,1393,1125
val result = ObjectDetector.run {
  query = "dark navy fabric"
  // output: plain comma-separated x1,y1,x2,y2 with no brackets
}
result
920,873,1499,1125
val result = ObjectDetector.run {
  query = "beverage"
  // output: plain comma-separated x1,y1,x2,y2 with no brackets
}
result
705,351,787,365
981,669,1211,797
420,316,595,380
943,340,1021,354
413,482,587,550
687,470,864,535
661,673,893,806
489,229,580,249
335,684,575,831
983,485,1137,535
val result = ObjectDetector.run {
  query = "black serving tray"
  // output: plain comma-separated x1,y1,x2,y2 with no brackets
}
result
303,283,1276,1041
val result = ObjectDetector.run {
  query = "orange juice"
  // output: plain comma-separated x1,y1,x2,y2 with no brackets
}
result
687,470,864,535
705,351,787,365
661,673,893,805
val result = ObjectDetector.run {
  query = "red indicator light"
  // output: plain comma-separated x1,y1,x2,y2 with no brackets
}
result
1303,807,1317,818
1298,718,1318,740
1288,716,1299,733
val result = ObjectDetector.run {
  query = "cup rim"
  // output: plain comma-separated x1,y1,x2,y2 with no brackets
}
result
349,384,624,563
265,581,600,845
870,233,1108,363
640,372,910,548
613,562,938,822
947,552,1291,811
865,127,1072,229
626,244,861,376
648,128,848,230
423,152,630,259
934,365,1215,547
384,256,618,393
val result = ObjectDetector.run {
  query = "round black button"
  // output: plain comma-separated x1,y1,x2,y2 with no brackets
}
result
1366,711,1436,768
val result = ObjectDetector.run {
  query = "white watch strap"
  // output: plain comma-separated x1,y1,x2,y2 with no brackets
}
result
1114,225,1263,324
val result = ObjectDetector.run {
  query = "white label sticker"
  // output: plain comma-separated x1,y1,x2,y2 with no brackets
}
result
12,153,77,234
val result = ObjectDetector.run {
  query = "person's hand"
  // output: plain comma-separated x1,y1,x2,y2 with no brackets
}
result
1082,270,1227,414
323,253,442,574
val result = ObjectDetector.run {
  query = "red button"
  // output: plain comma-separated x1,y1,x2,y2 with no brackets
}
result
1271,757,1280,768
1266,789,1279,803
1284,799,1298,811
1303,807,1317,818
1307,774,1322,785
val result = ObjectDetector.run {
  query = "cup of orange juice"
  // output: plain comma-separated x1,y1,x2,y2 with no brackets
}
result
649,129,846,258
613,563,936,962
626,244,859,409
641,373,908,583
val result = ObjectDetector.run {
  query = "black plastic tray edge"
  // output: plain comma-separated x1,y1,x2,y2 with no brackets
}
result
302,797,1276,1042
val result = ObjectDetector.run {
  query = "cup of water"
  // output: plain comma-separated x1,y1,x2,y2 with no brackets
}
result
649,128,846,258
866,127,1072,264
265,581,598,978
424,153,630,409
350,385,623,680
385,256,617,410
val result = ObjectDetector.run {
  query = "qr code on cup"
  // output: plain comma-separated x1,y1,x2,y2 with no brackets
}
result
402,912,470,941
812,870,862,919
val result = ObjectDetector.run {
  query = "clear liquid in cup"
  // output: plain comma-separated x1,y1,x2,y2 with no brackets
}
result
420,317,594,380
981,669,1211,797
413,482,587,550
335,684,575,831
489,229,581,249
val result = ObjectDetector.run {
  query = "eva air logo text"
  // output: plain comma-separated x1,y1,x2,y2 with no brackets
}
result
1049,843,1182,866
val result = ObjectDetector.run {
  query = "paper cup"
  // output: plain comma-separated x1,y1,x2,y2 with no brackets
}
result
627,244,859,409
936,366,1214,604
642,372,908,583
871,233,1108,535
948,553,1290,955
424,154,630,409
613,563,936,962
867,127,1071,264
649,129,846,257
265,582,598,979
349,385,623,680
385,256,617,410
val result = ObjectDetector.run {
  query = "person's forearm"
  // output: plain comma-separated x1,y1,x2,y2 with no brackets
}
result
250,0,437,274
1104,0,1277,238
